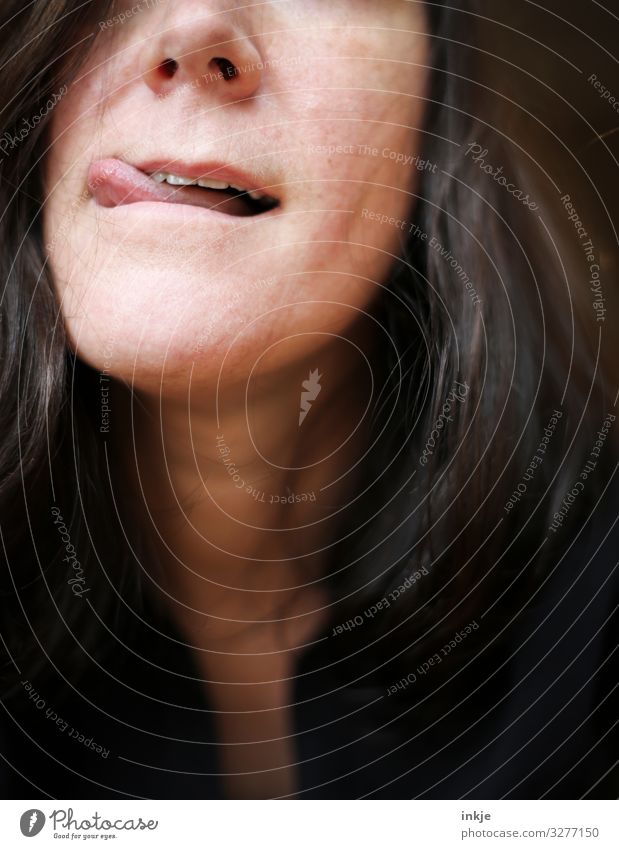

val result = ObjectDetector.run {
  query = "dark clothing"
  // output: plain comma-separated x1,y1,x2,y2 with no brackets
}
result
2,509,618,800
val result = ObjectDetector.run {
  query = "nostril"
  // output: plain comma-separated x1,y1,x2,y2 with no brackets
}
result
158,58,179,79
211,57,238,81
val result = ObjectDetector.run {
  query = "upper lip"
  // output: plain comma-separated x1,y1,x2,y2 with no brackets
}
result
133,160,279,201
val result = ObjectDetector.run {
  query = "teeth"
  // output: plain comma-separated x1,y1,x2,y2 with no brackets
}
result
196,178,229,190
167,174,195,186
149,171,272,204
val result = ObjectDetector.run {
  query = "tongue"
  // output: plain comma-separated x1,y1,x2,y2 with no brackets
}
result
87,158,254,216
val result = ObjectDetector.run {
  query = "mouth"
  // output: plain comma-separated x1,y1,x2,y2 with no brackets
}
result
87,158,280,218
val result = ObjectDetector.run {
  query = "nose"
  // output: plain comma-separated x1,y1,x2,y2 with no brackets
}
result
140,2,263,102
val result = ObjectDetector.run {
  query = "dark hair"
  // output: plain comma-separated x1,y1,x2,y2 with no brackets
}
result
0,0,615,728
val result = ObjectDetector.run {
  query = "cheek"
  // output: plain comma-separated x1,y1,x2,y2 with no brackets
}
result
292,70,429,277
298,136,425,292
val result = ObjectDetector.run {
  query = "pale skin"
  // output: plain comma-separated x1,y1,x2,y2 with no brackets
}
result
44,0,430,798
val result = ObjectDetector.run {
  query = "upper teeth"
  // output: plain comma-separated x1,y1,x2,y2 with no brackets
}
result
150,171,266,200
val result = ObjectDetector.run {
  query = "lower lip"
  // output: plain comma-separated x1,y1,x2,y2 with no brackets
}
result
98,199,276,229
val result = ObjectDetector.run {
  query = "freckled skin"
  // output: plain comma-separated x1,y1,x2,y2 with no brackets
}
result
44,1,430,393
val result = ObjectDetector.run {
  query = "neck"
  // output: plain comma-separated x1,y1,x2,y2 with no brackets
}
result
114,321,378,647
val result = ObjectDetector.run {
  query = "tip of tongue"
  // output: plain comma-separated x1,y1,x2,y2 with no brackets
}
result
87,159,165,208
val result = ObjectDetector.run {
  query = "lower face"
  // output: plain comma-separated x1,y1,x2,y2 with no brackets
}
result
43,1,430,396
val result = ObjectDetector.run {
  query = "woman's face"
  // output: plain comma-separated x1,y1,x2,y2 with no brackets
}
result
44,1,430,393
